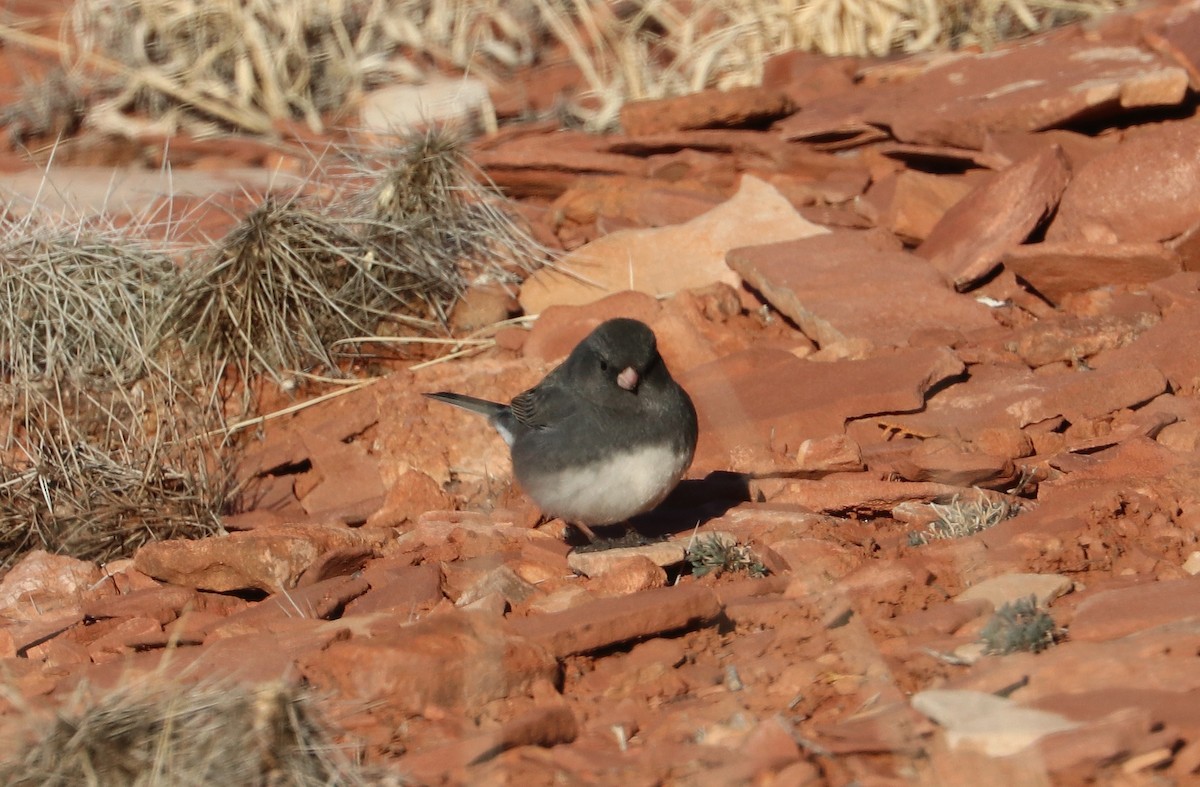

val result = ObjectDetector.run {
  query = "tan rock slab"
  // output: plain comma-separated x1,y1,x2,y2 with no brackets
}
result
1004,242,1182,304
955,573,1072,610
360,76,493,134
913,689,1079,757
518,175,827,314
509,584,721,658
134,534,318,593
0,551,102,619
728,231,995,347
567,542,687,578
0,166,302,219
917,147,1070,291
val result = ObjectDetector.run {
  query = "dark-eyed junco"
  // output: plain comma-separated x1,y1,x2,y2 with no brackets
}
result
426,318,698,540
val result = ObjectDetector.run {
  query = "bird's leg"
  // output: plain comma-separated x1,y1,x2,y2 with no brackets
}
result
571,521,598,542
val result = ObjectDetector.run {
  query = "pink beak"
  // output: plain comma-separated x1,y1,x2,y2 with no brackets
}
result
617,366,639,391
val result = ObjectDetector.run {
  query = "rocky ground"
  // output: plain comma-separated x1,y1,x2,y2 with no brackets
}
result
5,0,1200,784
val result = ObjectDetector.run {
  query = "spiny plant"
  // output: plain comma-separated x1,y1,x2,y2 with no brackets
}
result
687,534,767,578
979,595,1060,655
345,127,540,326
0,373,230,571
907,493,1019,547
0,216,174,384
164,194,373,382
0,679,367,786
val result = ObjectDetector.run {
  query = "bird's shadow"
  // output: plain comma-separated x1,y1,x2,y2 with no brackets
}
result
566,471,753,549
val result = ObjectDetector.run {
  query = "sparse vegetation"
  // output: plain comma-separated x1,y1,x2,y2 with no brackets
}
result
687,533,767,578
0,680,366,786
167,128,539,382
345,127,538,326
979,595,1060,655
44,0,1137,135
907,493,1020,547
0,374,229,571
0,217,174,384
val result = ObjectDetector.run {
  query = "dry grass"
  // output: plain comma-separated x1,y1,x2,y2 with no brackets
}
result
0,373,229,572
344,127,539,326
0,197,229,571
539,0,1137,129
167,128,541,381
0,679,367,786
68,0,543,135
165,194,373,383
0,216,174,385
907,492,1020,546
52,0,1137,135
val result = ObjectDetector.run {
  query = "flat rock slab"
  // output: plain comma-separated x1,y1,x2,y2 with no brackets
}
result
360,76,492,134
1092,305,1200,395
912,689,1080,757
508,584,721,658
1069,576,1200,642
0,166,301,219
728,231,995,347
917,147,1070,291
955,573,1073,610
680,346,964,469
518,175,827,314
1048,119,1200,244
567,542,687,578
1003,241,1181,304
871,360,1166,441
809,36,1187,150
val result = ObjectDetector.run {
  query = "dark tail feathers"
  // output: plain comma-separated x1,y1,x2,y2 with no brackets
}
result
424,392,507,419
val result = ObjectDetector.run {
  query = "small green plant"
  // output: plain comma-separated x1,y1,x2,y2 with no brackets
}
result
979,595,1059,655
908,493,1019,546
687,534,767,578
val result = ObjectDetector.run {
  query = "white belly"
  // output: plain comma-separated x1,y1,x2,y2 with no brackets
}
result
524,442,689,525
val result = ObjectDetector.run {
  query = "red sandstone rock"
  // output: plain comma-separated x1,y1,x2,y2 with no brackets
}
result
0,551,102,619
864,169,978,243
620,86,794,136
1009,306,1161,367
1069,575,1200,642
344,563,443,617
509,584,721,658
588,556,668,596
518,175,826,314
400,704,578,780
728,230,996,347
300,610,557,713
680,345,964,471
867,35,1188,149
1049,119,1200,245
916,146,1070,291
1004,242,1182,304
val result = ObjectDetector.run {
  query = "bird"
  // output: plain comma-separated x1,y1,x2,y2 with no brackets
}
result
425,317,698,541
